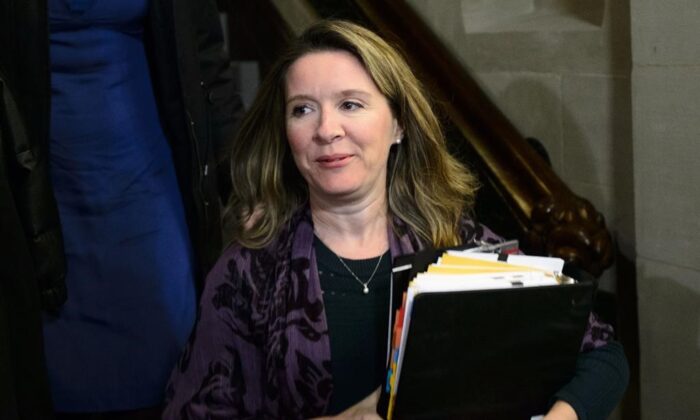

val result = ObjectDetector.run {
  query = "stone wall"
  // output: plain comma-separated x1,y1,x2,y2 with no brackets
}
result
407,0,633,290
407,0,700,417
630,0,700,418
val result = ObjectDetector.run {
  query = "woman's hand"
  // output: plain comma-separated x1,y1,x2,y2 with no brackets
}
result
543,400,578,420
311,387,382,420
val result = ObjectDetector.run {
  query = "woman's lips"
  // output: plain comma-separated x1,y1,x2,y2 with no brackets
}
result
316,154,353,168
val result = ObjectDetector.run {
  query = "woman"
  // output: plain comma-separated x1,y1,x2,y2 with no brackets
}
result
1,0,242,417
164,20,627,419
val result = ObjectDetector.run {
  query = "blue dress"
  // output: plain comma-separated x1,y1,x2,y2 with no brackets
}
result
44,0,196,411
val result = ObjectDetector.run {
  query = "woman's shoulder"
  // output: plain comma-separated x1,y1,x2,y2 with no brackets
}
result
206,206,306,293
457,216,506,246
204,241,280,296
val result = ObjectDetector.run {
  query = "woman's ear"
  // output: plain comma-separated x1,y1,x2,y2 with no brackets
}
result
393,122,404,145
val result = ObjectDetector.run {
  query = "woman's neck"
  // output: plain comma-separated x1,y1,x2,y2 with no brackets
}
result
310,194,390,259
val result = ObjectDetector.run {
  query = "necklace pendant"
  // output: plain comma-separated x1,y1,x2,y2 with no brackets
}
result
363,285,369,294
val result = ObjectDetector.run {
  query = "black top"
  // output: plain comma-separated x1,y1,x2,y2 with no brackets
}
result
553,340,629,420
315,237,628,418
314,236,392,415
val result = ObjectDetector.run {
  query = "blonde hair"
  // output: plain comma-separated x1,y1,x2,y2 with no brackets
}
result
225,20,477,248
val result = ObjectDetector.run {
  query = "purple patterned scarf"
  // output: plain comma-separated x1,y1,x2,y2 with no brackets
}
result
163,205,612,419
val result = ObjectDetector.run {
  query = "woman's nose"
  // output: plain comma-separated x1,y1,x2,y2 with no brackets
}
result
314,109,344,144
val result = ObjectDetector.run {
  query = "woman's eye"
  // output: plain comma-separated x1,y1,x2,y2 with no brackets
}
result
291,105,312,117
341,101,363,111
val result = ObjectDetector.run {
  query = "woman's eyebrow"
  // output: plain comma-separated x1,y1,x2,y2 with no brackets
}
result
285,94,315,105
286,89,372,105
338,89,371,99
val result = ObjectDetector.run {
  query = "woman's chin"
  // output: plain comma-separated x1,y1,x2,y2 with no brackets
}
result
310,185,386,206
312,188,361,203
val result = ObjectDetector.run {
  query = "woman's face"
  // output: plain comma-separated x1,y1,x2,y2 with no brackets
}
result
285,50,401,206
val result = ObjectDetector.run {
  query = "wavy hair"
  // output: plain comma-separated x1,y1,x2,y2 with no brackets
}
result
225,20,477,249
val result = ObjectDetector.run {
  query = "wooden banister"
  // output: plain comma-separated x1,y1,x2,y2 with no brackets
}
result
353,0,613,276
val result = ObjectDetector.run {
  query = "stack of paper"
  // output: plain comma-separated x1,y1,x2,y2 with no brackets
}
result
384,252,572,419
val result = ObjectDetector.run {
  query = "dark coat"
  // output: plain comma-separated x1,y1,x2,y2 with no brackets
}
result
0,1,242,417
0,77,55,420
0,0,243,311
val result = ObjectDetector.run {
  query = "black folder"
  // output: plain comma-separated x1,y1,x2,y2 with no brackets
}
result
380,249,595,420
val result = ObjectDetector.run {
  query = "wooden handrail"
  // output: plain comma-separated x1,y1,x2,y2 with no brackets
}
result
352,0,613,276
